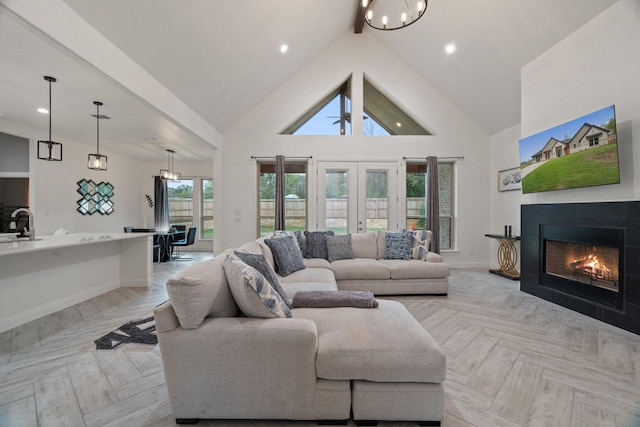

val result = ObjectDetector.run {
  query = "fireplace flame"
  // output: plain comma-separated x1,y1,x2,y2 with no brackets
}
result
571,252,611,280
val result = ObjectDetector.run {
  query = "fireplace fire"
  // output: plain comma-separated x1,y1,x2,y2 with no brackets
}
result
545,241,619,292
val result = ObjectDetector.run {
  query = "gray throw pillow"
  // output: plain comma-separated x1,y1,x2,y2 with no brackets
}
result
326,234,354,262
234,250,293,308
384,231,413,260
304,230,335,259
264,236,306,277
402,229,431,261
223,254,292,318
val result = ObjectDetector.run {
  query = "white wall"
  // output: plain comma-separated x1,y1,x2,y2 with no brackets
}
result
488,0,640,268
220,32,491,267
520,0,640,203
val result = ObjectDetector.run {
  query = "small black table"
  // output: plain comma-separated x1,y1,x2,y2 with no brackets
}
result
484,234,521,280
154,232,179,262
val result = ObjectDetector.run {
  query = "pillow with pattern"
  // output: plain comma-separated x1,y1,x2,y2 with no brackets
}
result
264,236,306,276
234,250,293,308
326,234,354,262
223,254,292,318
304,231,335,259
384,231,413,260
403,229,431,261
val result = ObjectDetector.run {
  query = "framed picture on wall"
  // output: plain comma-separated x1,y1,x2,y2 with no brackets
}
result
498,167,522,192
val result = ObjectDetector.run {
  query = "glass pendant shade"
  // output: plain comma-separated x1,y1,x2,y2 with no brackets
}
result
88,153,107,171
364,0,428,31
88,101,108,171
37,76,63,161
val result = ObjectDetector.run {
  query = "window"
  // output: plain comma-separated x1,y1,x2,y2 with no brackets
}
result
258,162,307,236
168,179,194,228
281,78,351,135
201,179,213,239
405,162,455,250
363,76,431,136
589,136,599,146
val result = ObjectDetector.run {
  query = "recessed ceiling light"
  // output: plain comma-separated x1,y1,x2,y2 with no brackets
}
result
396,122,402,127
280,44,288,54
37,108,49,114
445,43,456,55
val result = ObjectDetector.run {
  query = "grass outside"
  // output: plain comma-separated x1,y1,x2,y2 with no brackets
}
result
522,144,619,193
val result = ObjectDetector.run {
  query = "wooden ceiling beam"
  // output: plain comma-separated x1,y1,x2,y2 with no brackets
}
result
354,0,365,34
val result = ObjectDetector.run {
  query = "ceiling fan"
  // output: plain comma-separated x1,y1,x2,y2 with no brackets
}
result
327,112,369,125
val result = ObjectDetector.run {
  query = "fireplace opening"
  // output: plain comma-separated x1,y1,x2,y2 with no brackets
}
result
540,224,624,311
545,241,619,292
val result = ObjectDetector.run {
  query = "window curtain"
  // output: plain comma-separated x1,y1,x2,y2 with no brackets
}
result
426,156,440,254
154,176,169,233
274,154,286,230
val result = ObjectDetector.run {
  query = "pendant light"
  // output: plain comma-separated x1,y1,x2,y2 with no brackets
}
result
88,101,108,171
363,0,428,31
160,149,181,181
37,76,63,161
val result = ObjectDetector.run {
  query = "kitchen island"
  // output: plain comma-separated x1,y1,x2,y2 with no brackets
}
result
0,233,153,333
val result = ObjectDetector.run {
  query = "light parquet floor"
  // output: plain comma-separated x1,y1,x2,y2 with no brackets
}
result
1,261,639,427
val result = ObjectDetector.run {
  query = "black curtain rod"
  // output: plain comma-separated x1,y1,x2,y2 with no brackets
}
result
251,156,313,160
403,156,464,161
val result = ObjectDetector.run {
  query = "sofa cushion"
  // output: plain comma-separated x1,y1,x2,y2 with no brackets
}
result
278,267,338,298
304,231,335,259
351,232,377,259
326,234,354,262
223,254,292,318
265,236,306,277
331,258,390,281
237,240,263,255
303,258,332,269
166,256,239,329
384,231,413,260
294,299,446,383
234,250,293,308
379,259,451,279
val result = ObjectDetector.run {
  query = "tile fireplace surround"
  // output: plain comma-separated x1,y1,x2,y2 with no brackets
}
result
521,201,640,335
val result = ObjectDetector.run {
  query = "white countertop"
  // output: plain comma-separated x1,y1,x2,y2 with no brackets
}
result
0,232,153,256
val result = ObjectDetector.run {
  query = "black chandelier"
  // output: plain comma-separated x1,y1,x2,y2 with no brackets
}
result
363,0,428,31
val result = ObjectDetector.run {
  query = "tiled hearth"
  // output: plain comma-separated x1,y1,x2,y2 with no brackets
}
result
521,201,640,335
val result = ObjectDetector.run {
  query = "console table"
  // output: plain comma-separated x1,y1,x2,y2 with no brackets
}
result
485,234,521,280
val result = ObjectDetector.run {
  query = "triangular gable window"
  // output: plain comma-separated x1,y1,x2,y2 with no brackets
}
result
363,76,431,136
280,74,432,136
281,78,352,135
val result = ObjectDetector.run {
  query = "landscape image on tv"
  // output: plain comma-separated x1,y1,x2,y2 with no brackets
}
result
519,105,619,194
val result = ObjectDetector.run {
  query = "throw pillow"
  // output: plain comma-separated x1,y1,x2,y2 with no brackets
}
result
264,236,306,277
304,230,335,259
403,229,431,261
384,231,413,260
223,254,292,318
234,250,293,308
326,234,354,262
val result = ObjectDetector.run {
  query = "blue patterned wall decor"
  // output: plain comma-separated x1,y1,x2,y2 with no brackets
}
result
77,179,114,215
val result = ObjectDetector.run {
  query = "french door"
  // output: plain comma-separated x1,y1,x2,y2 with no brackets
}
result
317,162,398,233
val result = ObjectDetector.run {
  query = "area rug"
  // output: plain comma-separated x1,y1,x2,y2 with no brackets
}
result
94,315,157,351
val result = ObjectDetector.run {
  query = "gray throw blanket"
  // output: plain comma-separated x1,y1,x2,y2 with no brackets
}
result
292,290,379,309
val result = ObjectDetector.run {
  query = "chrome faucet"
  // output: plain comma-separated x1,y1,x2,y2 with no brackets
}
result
11,208,35,241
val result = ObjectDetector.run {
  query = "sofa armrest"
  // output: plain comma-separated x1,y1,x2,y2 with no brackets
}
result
426,251,443,263
158,316,321,420
154,301,180,333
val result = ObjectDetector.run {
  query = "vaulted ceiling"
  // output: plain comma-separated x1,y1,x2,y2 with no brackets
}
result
0,0,619,161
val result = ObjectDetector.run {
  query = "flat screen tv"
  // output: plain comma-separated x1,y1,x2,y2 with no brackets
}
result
518,105,620,194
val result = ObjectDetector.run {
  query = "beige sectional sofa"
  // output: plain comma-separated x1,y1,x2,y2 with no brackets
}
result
155,231,449,425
